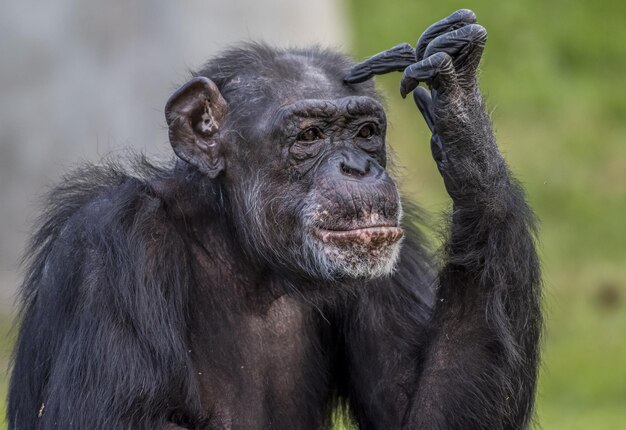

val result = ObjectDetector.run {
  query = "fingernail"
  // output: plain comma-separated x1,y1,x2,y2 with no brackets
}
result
400,82,408,99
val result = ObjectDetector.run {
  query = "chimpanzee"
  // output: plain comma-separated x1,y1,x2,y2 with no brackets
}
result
8,9,541,430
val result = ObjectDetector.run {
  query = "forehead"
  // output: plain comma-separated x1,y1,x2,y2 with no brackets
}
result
205,45,383,130
268,53,374,103
275,96,386,123
258,54,384,128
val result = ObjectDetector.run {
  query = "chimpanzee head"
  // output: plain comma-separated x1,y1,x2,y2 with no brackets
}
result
165,44,403,280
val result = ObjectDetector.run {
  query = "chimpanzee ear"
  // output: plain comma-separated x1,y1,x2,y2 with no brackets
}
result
165,77,228,178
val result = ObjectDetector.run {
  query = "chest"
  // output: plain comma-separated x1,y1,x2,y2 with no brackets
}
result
189,294,333,429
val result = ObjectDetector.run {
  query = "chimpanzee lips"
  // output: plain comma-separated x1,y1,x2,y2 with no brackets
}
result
313,225,404,246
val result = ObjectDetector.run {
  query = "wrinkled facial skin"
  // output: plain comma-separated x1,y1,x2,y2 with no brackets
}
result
228,96,403,281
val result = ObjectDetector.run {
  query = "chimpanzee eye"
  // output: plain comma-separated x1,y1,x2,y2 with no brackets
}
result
357,123,376,139
297,127,323,142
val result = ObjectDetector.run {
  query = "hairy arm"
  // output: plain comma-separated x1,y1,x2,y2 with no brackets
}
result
8,172,200,429
347,10,542,429
404,11,542,429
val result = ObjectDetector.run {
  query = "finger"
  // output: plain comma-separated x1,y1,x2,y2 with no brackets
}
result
430,133,446,166
412,86,436,133
415,9,477,61
400,52,454,98
423,24,487,74
344,43,416,84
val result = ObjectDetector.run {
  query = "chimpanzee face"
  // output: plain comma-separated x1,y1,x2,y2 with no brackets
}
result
256,96,403,279
165,58,404,280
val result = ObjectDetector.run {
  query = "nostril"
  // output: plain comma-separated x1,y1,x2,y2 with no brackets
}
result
339,158,373,177
340,161,366,177
340,161,350,175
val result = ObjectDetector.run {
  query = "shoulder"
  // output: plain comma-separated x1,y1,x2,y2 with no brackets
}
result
17,158,195,313
42,158,178,239
22,159,182,286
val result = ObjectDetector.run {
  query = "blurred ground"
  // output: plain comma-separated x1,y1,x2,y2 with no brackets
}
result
2,1,625,428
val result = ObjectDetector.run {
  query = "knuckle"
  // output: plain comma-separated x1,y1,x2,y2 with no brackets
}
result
433,51,453,66
455,9,477,22
467,24,488,42
403,63,418,77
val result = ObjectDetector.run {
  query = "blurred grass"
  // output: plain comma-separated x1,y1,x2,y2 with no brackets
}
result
1,1,625,429
346,0,626,428
0,316,13,429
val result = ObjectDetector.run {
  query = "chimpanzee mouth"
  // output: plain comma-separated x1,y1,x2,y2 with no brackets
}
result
306,222,404,278
313,225,404,246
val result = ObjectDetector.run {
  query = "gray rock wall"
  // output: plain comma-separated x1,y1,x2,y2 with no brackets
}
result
0,0,349,309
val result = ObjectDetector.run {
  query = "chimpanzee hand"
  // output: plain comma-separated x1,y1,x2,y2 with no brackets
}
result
399,9,485,99
404,10,494,200
345,10,504,204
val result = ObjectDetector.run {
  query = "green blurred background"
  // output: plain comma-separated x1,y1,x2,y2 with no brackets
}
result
1,0,625,428
346,0,626,428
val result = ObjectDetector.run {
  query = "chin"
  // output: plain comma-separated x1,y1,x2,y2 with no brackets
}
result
303,225,404,280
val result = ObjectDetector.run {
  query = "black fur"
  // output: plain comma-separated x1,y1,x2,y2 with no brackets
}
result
8,38,541,430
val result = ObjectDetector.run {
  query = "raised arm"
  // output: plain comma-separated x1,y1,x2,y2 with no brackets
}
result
347,9,542,429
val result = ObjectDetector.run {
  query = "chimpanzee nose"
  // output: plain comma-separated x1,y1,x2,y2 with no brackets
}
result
336,152,380,180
